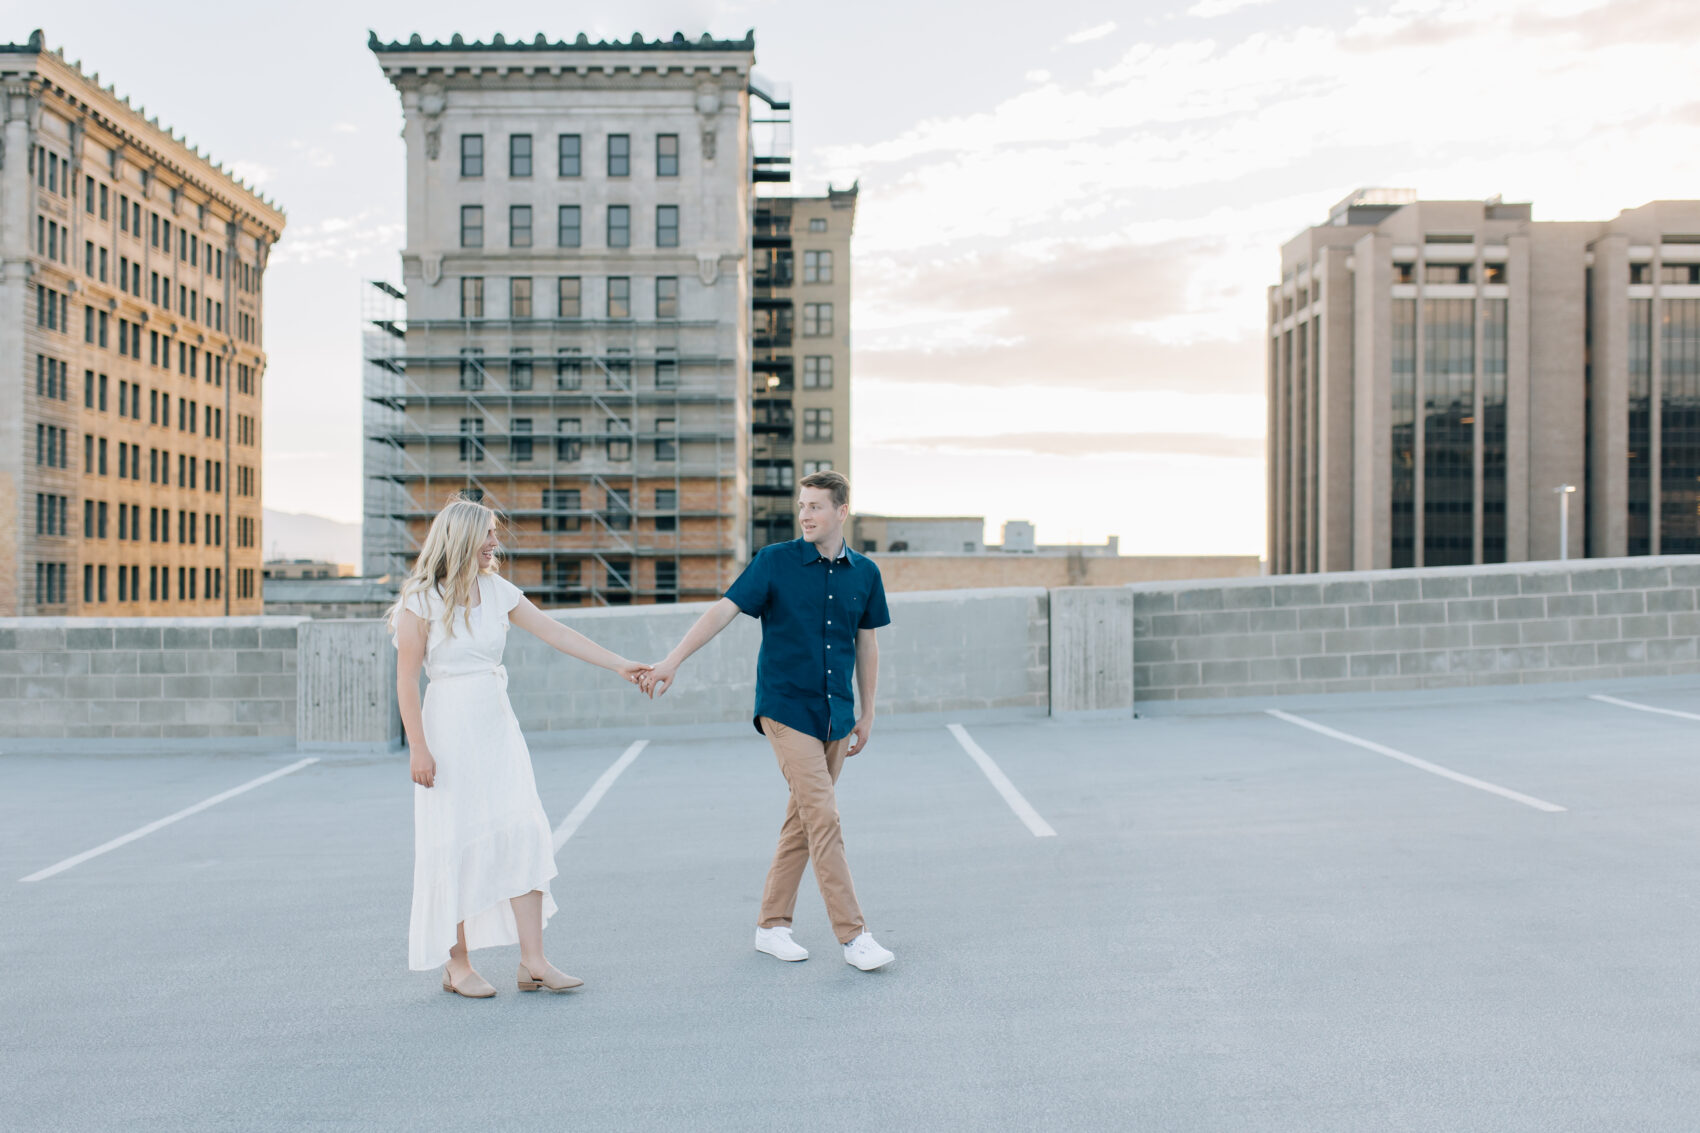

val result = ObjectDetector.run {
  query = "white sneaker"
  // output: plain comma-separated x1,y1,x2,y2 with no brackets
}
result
755,926,808,962
843,932,894,971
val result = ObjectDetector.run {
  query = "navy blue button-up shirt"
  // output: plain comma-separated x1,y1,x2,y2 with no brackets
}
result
724,537,892,742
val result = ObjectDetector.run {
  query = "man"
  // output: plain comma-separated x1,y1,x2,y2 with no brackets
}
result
642,470,895,971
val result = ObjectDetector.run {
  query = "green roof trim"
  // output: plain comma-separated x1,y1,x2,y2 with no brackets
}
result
368,30,755,54
0,29,46,53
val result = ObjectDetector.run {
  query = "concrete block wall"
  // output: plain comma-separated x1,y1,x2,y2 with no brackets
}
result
495,586,1049,734
0,618,306,739
1130,556,1700,706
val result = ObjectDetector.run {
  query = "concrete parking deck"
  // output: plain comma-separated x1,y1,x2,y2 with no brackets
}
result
8,687,1700,1131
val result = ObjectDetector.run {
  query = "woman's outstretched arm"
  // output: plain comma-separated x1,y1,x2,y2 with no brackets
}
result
509,597,649,685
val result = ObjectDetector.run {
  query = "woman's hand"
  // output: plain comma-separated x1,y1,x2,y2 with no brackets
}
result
616,659,652,688
410,747,437,788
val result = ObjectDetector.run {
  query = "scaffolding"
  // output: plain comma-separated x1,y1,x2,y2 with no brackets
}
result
750,75,796,551
361,280,740,606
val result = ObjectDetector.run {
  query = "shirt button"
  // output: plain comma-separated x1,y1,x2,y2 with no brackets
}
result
827,620,832,625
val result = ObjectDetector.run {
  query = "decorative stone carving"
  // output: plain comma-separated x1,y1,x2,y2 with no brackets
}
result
697,253,720,286
422,254,443,286
419,81,446,160
695,80,721,161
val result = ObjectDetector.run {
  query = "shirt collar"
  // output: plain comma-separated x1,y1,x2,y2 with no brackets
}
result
798,536,852,565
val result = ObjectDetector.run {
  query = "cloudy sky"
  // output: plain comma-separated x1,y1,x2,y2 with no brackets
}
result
44,0,1700,554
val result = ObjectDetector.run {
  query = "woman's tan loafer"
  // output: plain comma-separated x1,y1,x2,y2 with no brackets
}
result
517,961,584,993
442,966,497,998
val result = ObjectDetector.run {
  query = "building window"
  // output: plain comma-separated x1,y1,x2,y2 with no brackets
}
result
657,133,679,177
803,460,834,475
802,303,834,337
1661,264,1700,285
803,408,834,442
1660,299,1700,553
459,418,485,462
608,277,631,319
656,276,679,319
556,349,582,390
460,205,483,248
608,134,630,177
558,276,582,318
1422,298,1475,567
605,418,633,462
1629,299,1654,555
459,347,485,390
510,347,534,390
809,217,827,232
545,488,581,532
803,356,833,389
655,417,677,461
1423,263,1470,285
511,277,533,319
460,276,484,318
604,558,633,601
1631,263,1651,285
606,347,632,389
509,134,533,178
510,205,532,248
653,560,678,602
656,205,679,247
608,205,630,248
558,205,581,248
803,250,833,283
510,418,533,461
1484,262,1508,285
556,418,582,462
603,488,632,531
655,489,678,532
655,346,679,389
558,134,581,177
460,134,484,177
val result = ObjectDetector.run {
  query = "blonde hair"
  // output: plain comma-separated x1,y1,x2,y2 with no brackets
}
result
386,496,501,639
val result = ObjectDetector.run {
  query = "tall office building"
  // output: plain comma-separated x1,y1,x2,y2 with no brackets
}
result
365,30,786,605
1268,191,1700,573
1,31,284,615
751,183,856,549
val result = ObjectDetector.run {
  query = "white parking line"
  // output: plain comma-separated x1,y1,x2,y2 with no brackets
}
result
552,740,649,851
1266,709,1566,813
19,757,321,883
1589,693,1700,722
947,724,1057,837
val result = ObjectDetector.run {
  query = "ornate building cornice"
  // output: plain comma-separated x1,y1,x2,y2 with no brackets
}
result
369,29,756,54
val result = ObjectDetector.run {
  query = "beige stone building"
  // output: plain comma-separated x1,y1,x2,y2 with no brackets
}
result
1269,190,1700,573
752,184,856,548
1,31,283,616
366,31,792,605
263,559,354,580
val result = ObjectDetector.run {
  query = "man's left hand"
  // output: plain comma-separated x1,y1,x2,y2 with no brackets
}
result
847,716,873,756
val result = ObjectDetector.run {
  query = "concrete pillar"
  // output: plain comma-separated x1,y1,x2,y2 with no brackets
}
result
1048,587,1132,718
296,619,399,749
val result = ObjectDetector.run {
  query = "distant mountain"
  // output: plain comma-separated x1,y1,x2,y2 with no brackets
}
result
262,509,362,569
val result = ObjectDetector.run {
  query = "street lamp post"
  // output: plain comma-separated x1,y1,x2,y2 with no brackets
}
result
1556,484,1576,561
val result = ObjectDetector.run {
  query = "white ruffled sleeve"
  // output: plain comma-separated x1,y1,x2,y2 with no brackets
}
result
489,573,525,613
390,587,437,648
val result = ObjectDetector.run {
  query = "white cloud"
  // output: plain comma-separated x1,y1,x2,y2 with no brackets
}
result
1064,20,1118,45
1025,68,1052,83
1187,0,1276,18
224,160,275,188
331,122,358,134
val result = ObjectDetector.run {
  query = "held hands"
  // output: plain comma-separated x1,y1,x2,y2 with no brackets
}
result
638,660,678,700
410,746,437,788
615,659,653,688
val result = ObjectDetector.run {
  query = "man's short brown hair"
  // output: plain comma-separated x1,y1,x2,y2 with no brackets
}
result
799,470,849,509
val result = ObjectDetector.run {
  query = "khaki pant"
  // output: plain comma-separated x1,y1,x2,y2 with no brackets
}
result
757,717,866,944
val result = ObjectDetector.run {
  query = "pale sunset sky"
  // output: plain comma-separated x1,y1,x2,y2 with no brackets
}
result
40,0,1700,554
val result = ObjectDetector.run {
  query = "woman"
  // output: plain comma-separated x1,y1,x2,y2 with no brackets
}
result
389,497,649,997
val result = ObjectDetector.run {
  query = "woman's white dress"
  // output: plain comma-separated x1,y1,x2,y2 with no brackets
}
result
396,573,558,971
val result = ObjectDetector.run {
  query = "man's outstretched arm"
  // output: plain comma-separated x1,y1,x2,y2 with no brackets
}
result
645,597,742,698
